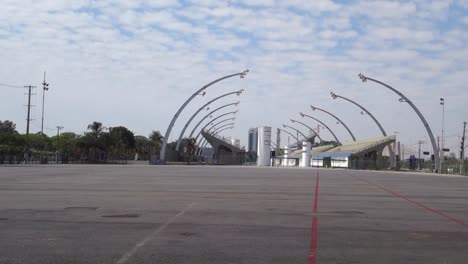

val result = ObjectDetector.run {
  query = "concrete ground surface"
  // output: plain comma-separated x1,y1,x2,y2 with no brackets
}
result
0,165,467,264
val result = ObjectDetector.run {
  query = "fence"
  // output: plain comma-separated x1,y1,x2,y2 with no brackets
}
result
0,149,133,165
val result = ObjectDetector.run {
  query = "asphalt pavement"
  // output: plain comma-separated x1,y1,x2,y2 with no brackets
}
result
0,165,467,264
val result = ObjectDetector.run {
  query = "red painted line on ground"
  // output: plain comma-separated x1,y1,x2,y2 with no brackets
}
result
308,171,320,264
313,171,320,213
352,174,468,229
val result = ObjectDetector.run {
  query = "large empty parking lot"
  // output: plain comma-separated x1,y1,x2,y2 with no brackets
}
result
0,165,467,264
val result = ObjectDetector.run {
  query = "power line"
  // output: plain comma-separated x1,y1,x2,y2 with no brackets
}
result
0,83,25,89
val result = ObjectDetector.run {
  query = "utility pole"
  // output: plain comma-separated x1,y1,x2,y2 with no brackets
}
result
41,72,49,134
24,85,36,135
56,126,64,163
461,122,466,175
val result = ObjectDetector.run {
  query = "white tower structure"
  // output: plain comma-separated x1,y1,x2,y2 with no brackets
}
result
257,126,272,166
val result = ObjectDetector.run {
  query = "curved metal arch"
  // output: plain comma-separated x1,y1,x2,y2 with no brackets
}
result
175,90,242,151
330,91,396,168
278,128,299,143
188,101,239,139
283,124,309,141
358,73,440,173
200,126,234,156
160,69,249,162
196,119,234,155
214,126,234,136
210,122,235,134
195,114,236,142
290,118,323,142
310,105,356,141
331,92,386,136
300,112,341,144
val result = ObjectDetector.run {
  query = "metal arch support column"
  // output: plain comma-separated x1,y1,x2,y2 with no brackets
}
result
310,105,356,141
199,124,234,153
195,115,236,142
290,119,323,142
210,122,235,134
214,126,234,136
271,141,278,149
358,73,440,173
175,90,242,151
278,128,300,143
196,117,235,141
196,119,235,155
283,124,308,140
330,91,396,168
331,92,386,136
188,102,239,138
160,70,249,163
200,126,234,156
300,113,341,144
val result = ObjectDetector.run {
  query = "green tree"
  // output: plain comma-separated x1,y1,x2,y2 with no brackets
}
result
24,133,50,150
87,121,105,138
51,132,79,163
135,136,151,158
181,137,197,163
149,130,164,143
109,126,136,149
85,121,110,161
107,126,135,160
0,133,26,163
149,131,164,155
0,120,17,134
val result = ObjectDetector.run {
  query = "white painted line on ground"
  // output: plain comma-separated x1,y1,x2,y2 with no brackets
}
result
116,202,196,264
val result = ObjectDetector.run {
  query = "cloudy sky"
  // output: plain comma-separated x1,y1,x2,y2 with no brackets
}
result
1,0,467,156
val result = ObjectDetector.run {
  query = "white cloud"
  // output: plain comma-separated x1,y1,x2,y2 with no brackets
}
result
282,0,341,13
0,0,467,153
461,16,468,24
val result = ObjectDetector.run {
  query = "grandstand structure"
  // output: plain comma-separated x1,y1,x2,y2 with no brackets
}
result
201,130,245,165
288,135,396,169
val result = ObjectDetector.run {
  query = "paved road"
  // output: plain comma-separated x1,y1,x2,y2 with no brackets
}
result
0,165,467,264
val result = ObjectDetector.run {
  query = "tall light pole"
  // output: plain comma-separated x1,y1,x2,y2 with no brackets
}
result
188,101,239,139
175,89,243,151
310,105,356,141
300,112,341,144
358,73,441,173
460,122,466,175
160,69,249,163
41,71,49,134
56,126,63,163
440,98,445,171
290,119,323,142
330,91,396,167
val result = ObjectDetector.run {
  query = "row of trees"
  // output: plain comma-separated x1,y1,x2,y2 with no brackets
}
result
0,120,168,164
